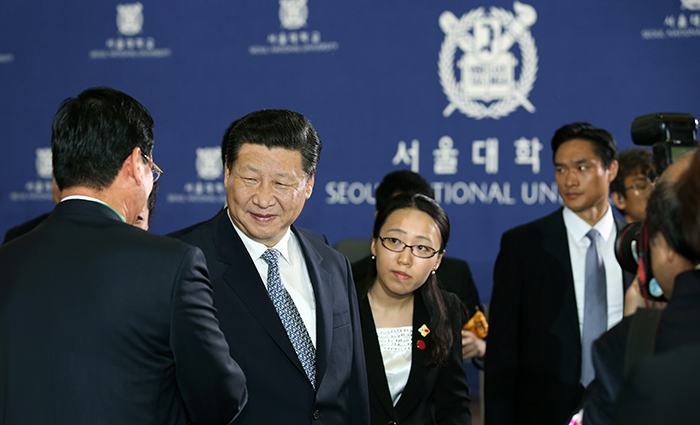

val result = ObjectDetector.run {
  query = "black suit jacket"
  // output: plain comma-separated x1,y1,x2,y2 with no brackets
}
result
0,200,247,425
170,209,370,425
485,208,632,425
2,212,50,244
584,269,700,425
359,289,472,425
614,342,700,425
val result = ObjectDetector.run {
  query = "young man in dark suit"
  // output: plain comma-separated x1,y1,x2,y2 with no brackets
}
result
0,87,247,425
485,123,632,425
170,109,369,425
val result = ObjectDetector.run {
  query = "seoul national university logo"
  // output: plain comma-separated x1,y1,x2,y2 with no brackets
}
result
196,147,223,180
35,148,53,179
681,0,700,10
279,0,308,30
117,2,144,36
439,1,538,120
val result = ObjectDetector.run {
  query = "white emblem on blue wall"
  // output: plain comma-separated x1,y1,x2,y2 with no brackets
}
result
279,0,308,30
116,2,144,36
439,2,538,120
196,147,223,181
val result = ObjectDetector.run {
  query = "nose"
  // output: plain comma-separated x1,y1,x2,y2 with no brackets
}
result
397,246,413,266
565,170,579,187
252,182,276,208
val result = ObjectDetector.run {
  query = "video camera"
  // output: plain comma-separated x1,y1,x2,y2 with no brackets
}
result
614,113,699,301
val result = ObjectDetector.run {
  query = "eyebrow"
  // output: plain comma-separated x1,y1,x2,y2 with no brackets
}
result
554,158,592,167
385,228,434,244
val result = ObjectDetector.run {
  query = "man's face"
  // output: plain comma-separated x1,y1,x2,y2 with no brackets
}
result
554,139,617,222
225,143,314,247
615,169,653,223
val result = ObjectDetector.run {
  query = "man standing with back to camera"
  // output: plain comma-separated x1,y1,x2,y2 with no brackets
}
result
485,123,633,425
170,109,369,425
0,87,248,425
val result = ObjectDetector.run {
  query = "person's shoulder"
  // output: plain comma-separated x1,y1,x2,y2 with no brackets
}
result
168,210,223,241
502,208,564,240
439,289,463,310
440,256,471,272
294,226,330,246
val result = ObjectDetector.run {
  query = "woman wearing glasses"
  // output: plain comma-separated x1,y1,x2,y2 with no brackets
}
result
356,192,472,425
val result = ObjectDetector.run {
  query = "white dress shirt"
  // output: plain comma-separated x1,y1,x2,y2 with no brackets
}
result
228,209,317,347
563,205,624,338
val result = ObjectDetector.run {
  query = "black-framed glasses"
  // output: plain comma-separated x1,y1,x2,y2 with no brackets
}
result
624,181,653,196
378,236,440,259
141,153,164,183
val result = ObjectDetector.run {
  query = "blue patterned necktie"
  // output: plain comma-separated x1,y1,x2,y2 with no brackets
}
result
261,248,316,389
581,229,608,386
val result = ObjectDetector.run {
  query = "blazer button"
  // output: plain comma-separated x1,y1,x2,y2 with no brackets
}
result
312,410,320,420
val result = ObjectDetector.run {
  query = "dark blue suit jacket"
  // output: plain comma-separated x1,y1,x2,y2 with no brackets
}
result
0,200,247,425
170,208,369,425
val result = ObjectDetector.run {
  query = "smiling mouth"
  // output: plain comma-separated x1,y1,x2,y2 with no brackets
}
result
250,212,277,223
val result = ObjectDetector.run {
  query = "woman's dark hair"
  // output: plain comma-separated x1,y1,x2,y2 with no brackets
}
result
359,192,453,367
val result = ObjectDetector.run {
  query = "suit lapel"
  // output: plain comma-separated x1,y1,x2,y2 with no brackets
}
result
217,217,307,381
293,226,332,388
394,290,432,416
359,296,400,421
541,209,581,342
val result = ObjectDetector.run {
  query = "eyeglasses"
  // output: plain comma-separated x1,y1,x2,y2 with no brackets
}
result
378,236,440,259
624,181,653,196
141,153,164,183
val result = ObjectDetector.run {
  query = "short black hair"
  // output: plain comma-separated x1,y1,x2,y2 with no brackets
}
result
224,109,321,177
551,122,618,167
646,179,699,263
677,150,700,260
375,170,434,213
610,147,654,196
52,87,154,191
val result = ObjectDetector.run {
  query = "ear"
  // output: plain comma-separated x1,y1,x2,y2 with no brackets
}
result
126,147,146,185
611,191,626,211
433,250,445,271
606,159,619,183
304,173,315,199
370,238,377,257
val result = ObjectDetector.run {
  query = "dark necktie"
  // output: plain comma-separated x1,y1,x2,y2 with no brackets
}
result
581,229,607,386
261,248,316,389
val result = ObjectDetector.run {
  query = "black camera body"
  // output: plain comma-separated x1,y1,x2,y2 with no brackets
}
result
631,113,699,177
614,113,699,301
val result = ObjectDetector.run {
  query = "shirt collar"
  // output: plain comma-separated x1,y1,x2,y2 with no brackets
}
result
60,195,126,223
226,207,294,266
562,203,615,243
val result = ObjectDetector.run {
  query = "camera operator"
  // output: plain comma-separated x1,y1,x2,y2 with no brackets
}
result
582,151,700,425
614,150,700,425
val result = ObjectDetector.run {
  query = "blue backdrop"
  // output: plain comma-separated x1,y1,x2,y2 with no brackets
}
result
2,0,699,310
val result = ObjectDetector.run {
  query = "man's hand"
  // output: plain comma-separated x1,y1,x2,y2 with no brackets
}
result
461,329,486,361
624,274,667,316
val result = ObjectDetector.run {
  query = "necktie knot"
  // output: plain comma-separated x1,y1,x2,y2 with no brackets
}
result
586,229,600,243
262,248,281,267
